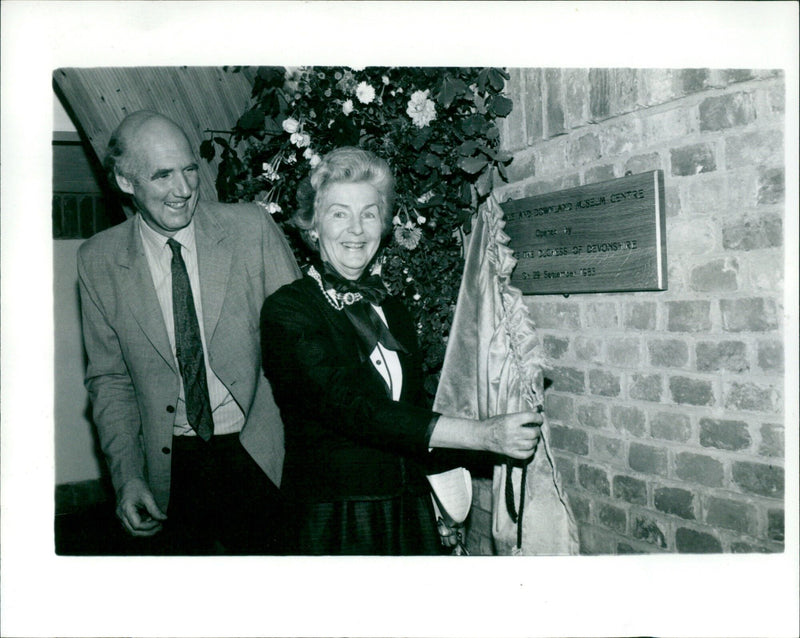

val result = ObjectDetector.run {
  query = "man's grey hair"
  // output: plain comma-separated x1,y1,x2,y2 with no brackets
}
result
103,110,183,189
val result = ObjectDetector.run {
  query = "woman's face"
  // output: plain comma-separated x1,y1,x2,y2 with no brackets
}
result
315,181,384,280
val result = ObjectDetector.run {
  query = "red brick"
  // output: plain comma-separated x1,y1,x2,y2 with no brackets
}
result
732,461,784,498
654,486,696,519
699,417,751,451
667,301,712,332
611,405,646,437
629,374,662,402
550,366,585,394
624,302,656,330
696,340,748,373
675,452,724,487
724,381,781,413
705,496,756,534
578,464,610,496
613,474,647,505
542,335,569,359
589,369,621,397
592,434,626,466
632,516,667,548
598,502,627,534
526,301,581,330
722,214,782,251
576,401,608,429
584,302,619,329
758,423,784,458
649,339,689,368
629,443,668,477
699,91,756,131
549,424,589,456
650,411,691,443
543,393,574,422
544,68,565,138
669,376,714,407
690,259,739,293
725,129,783,169
566,133,601,167
625,152,661,175
607,337,641,367
675,527,722,553
757,167,784,204
670,143,717,176
721,297,779,332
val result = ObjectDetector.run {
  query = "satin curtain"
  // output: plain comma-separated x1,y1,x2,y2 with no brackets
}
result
432,195,579,555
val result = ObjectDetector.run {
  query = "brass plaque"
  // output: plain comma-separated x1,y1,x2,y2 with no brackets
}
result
501,170,667,294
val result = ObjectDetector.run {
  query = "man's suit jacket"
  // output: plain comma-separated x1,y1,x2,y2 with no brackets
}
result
78,201,300,511
260,273,448,504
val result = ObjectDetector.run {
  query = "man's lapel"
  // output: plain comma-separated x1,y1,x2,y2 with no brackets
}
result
117,216,176,371
194,202,233,343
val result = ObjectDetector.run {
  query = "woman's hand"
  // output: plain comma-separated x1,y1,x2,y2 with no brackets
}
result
483,411,543,459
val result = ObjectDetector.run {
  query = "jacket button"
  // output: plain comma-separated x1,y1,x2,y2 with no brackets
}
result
162,447,171,455
166,405,175,413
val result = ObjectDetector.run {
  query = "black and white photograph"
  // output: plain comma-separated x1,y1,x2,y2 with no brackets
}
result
2,2,798,637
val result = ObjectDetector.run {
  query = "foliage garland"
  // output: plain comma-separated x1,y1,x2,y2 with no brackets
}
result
203,66,514,398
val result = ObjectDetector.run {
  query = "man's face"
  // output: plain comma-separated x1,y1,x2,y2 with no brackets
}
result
116,119,200,236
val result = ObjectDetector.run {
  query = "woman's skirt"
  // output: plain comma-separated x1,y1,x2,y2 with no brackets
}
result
293,492,443,555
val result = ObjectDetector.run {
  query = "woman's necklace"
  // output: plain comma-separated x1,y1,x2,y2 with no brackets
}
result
308,264,363,311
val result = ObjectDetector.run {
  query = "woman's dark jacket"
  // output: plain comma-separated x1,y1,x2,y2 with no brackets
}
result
260,273,441,503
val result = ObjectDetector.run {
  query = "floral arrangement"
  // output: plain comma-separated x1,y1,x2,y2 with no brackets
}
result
202,66,514,397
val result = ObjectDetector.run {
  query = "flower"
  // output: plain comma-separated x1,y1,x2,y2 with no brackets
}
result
282,117,300,134
392,215,402,226
417,215,427,224
342,99,354,116
382,75,390,85
256,200,282,215
394,222,422,250
290,132,311,148
309,153,322,168
406,89,436,128
416,189,434,204
303,147,315,159
356,81,376,104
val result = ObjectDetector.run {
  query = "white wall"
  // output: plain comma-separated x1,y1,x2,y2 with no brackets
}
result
53,239,104,484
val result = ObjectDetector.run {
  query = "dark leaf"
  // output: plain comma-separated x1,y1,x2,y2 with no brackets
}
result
458,156,488,174
460,182,472,205
238,108,266,132
257,66,287,87
487,68,508,92
458,140,479,156
199,139,216,162
424,153,442,169
485,124,500,140
437,75,468,109
489,95,513,117
411,127,432,150
497,161,509,182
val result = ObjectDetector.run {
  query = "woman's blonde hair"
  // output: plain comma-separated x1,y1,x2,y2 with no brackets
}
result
291,147,395,250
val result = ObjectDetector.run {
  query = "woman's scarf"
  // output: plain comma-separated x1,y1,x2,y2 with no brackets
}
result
318,261,408,357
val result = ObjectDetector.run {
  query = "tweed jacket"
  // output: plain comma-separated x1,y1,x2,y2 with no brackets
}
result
260,272,449,503
78,201,300,510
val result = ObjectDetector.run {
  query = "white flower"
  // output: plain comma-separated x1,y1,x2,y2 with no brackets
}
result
309,153,322,168
394,222,422,250
256,200,282,215
417,215,427,224
261,162,271,172
356,81,376,104
282,118,300,134
416,189,434,204
392,215,402,226
290,132,311,148
382,75,390,85
406,89,436,128
342,99,354,116
413,293,421,301
303,147,314,159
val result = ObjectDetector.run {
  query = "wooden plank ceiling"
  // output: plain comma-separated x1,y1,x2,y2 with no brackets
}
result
53,67,255,204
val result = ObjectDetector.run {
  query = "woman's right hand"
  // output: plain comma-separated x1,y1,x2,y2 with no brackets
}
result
483,411,543,459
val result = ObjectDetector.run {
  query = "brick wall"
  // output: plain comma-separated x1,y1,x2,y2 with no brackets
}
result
466,68,785,555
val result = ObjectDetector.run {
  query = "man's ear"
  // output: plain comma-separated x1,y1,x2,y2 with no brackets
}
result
115,172,135,195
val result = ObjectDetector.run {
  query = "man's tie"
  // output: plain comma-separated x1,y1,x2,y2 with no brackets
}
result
167,238,214,441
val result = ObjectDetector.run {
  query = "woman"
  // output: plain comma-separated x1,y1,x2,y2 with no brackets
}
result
261,147,541,555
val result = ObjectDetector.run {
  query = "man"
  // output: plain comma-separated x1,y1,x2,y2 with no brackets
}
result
78,110,300,554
